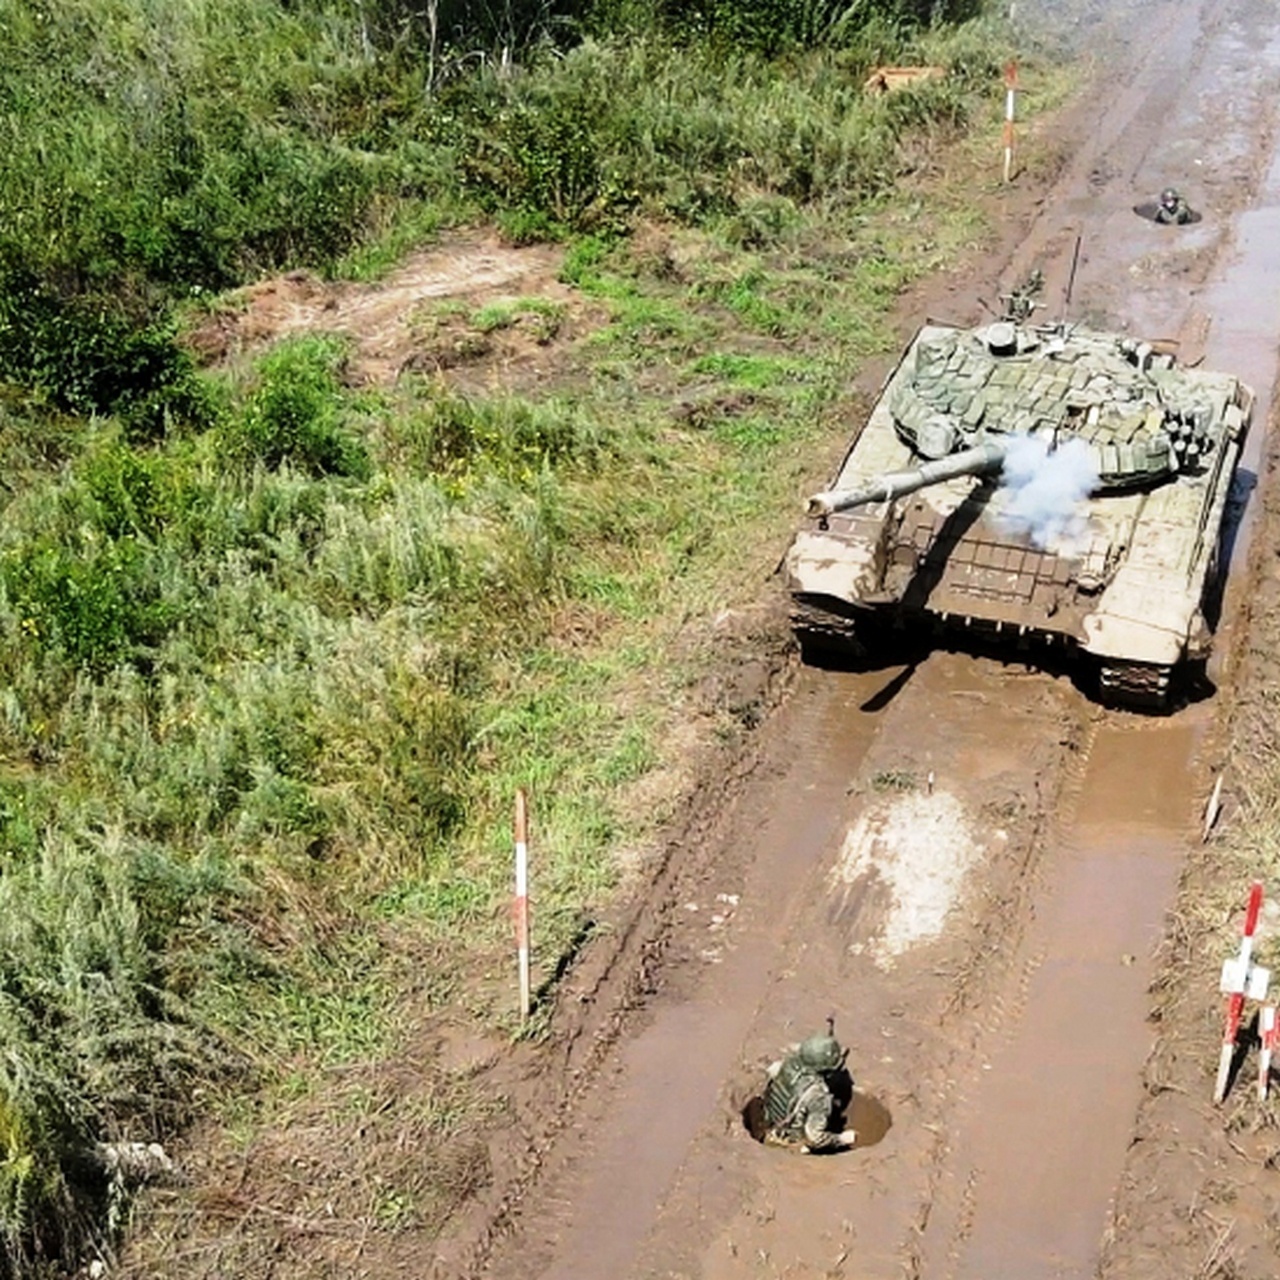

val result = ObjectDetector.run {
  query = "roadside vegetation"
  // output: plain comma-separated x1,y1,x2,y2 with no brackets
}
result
0,0,1075,1272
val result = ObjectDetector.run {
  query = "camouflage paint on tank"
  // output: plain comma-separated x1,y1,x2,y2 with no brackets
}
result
785,320,1253,708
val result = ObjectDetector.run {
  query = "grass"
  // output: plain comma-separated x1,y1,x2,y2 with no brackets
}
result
0,4,1090,1274
470,297,567,341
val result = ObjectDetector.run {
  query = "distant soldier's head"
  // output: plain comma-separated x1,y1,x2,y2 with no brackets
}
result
1160,187,1181,211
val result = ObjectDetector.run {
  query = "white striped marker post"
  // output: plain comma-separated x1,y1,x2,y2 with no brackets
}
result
1215,879,1265,1103
1258,1004,1277,1101
515,788,531,1020
1002,61,1018,184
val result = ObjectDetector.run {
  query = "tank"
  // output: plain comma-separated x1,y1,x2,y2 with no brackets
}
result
785,318,1254,707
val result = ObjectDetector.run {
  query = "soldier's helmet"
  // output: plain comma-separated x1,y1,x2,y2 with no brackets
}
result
798,1032,845,1072
1160,187,1181,209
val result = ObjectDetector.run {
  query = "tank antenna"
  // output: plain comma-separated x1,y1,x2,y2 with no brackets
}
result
1062,232,1083,323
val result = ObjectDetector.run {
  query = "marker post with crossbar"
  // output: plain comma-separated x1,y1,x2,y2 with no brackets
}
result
1215,880,1267,1103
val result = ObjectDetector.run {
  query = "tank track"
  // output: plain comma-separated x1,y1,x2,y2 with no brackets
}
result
1097,660,1173,710
795,595,1178,711
791,601,869,657
795,600,1179,710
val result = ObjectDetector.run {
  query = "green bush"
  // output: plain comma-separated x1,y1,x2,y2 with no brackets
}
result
0,256,210,433
589,0,986,52
0,829,239,1273
441,29,999,230
0,538,180,676
450,65,637,232
224,337,370,479
477,102,603,225
402,393,602,478
79,441,190,543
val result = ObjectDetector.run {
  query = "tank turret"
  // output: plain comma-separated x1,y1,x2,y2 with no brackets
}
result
882,322,1230,491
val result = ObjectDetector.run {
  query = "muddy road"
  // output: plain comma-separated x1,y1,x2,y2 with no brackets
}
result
438,0,1280,1277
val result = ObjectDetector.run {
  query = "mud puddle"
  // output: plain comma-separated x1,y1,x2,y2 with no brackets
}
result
916,715,1205,1280
473,652,1081,1280
478,646,1210,1280
621,655,1080,1280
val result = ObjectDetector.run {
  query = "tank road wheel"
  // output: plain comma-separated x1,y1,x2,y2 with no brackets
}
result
790,599,869,664
1097,660,1174,711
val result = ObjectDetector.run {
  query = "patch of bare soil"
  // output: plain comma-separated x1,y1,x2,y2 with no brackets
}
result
184,231,601,391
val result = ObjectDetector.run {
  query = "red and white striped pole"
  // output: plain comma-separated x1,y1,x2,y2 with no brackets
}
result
1258,1004,1277,1101
514,788,531,1020
1215,879,1265,1103
1002,61,1018,184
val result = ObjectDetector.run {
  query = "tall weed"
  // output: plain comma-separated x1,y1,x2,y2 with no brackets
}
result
443,24,1007,231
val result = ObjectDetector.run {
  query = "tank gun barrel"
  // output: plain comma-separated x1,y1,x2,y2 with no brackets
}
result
806,441,1007,518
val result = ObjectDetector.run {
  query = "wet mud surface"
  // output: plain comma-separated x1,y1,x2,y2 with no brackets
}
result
426,1,1280,1277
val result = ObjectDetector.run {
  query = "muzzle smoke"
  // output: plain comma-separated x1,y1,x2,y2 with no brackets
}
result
996,434,1098,549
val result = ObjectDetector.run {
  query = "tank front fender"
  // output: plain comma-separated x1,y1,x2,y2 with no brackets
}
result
1080,609,1190,667
784,529,882,604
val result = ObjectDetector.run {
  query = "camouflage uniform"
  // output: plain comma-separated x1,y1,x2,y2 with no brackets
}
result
762,1031,856,1153
1154,188,1193,225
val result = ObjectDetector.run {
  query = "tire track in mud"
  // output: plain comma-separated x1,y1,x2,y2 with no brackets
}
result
867,0,1280,1269
477,663,912,1280
431,660,893,1280
426,649,802,1280
1005,0,1271,340
915,714,1208,1280
1091,5,1280,1275
896,714,1100,1280
849,2,1280,1270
